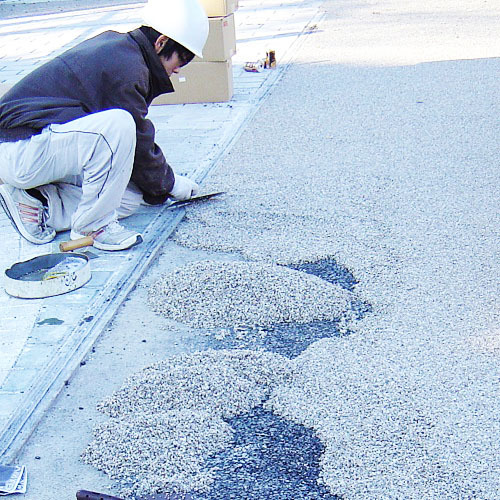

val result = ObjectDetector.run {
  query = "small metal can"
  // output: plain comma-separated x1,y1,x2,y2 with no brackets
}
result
244,59,265,72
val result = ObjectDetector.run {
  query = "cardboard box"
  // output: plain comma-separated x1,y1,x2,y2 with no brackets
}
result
199,0,238,17
195,14,236,62
152,60,233,105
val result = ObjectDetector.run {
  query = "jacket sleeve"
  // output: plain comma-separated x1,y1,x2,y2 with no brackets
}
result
109,80,175,205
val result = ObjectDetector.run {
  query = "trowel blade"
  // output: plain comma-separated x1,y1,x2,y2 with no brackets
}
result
168,191,225,209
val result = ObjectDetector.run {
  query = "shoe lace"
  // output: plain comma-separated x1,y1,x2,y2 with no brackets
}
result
41,207,51,230
103,220,123,234
91,220,129,238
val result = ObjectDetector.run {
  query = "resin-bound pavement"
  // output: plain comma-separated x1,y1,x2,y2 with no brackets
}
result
0,0,325,461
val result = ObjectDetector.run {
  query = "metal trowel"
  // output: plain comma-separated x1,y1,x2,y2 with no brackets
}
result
167,191,225,209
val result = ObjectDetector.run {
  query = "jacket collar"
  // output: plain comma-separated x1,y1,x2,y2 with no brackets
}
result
129,28,174,97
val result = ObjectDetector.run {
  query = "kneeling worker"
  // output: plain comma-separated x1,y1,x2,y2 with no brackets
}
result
0,0,208,251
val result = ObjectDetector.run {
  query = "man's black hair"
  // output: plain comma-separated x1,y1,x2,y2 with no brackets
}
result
139,25,195,65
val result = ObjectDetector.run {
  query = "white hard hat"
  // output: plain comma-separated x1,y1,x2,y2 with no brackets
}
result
142,0,209,58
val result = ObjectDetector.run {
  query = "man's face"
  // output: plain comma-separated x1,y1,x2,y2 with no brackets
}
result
159,52,185,77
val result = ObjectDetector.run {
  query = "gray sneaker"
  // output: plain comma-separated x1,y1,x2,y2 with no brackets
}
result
70,220,142,251
0,184,56,244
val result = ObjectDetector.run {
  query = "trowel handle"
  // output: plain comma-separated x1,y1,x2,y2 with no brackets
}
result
60,236,94,252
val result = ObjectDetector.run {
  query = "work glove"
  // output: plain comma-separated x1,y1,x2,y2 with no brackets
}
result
169,173,200,201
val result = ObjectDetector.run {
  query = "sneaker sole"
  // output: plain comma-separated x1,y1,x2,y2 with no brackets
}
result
93,234,143,251
0,185,55,245
70,230,143,251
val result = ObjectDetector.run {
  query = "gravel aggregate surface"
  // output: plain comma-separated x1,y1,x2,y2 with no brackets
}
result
266,334,500,499
148,260,357,329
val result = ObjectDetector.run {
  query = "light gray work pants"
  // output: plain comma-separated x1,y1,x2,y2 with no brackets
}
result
0,109,144,233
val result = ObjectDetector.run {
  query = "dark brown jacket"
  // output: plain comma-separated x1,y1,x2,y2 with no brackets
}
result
0,28,175,204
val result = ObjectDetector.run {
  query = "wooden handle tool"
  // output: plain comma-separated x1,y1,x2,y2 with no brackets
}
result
59,235,94,252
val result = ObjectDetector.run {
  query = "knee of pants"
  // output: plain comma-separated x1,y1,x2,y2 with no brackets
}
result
101,109,136,146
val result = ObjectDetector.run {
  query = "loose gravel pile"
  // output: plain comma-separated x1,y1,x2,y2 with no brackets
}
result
82,410,231,496
82,350,290,497
148,260,356,329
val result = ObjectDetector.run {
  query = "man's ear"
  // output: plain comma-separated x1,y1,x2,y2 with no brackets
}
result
154,35,169,55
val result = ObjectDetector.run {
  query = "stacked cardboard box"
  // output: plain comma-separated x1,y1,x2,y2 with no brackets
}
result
152,0,238,105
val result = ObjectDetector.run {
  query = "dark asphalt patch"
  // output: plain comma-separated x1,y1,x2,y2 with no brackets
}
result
191,406,341,500
351,299,372,320
285,258,357,291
